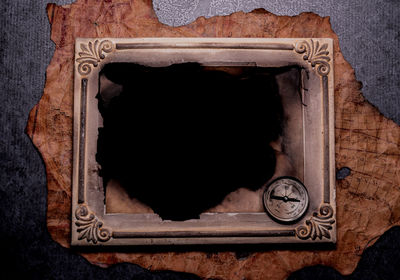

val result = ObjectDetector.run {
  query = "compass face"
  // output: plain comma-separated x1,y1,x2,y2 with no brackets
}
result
263,177,309,223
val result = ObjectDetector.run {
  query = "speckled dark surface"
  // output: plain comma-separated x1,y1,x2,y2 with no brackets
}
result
0,1,399,279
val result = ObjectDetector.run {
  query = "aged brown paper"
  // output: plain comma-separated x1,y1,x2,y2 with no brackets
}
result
26,1,400,279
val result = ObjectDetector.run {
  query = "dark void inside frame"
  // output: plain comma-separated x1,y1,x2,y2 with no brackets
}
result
96,63,304,221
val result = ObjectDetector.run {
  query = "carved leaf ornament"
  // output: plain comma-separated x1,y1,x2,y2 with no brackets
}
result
76,40,113,75
296,204,335,240
75,205,111,244
295,39,331,76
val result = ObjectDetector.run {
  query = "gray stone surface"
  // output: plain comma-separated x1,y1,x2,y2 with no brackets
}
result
0,0,399,279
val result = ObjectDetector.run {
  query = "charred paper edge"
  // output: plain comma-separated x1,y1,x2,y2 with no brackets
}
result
72,38,336,245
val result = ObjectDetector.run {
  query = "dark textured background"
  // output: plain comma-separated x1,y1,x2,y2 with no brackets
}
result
0,0,399,279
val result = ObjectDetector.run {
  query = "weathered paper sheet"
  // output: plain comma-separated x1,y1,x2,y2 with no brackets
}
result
26,1,400,279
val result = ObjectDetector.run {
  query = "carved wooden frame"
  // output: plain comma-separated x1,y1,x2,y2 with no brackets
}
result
72,38,335,246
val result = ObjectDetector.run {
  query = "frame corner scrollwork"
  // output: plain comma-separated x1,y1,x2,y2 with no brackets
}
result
295,204,336,241
76,39,114,76
74,204,112,244
294,39,332,77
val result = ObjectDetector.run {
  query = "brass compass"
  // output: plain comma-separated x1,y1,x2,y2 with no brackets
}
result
263,177,309,223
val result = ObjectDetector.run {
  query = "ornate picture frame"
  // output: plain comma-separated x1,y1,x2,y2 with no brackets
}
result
72,38,335,246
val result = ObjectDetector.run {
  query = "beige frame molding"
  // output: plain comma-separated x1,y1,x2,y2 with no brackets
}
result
72,38,336,246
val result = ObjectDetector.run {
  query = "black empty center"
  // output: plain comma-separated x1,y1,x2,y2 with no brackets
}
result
96,63,283,220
